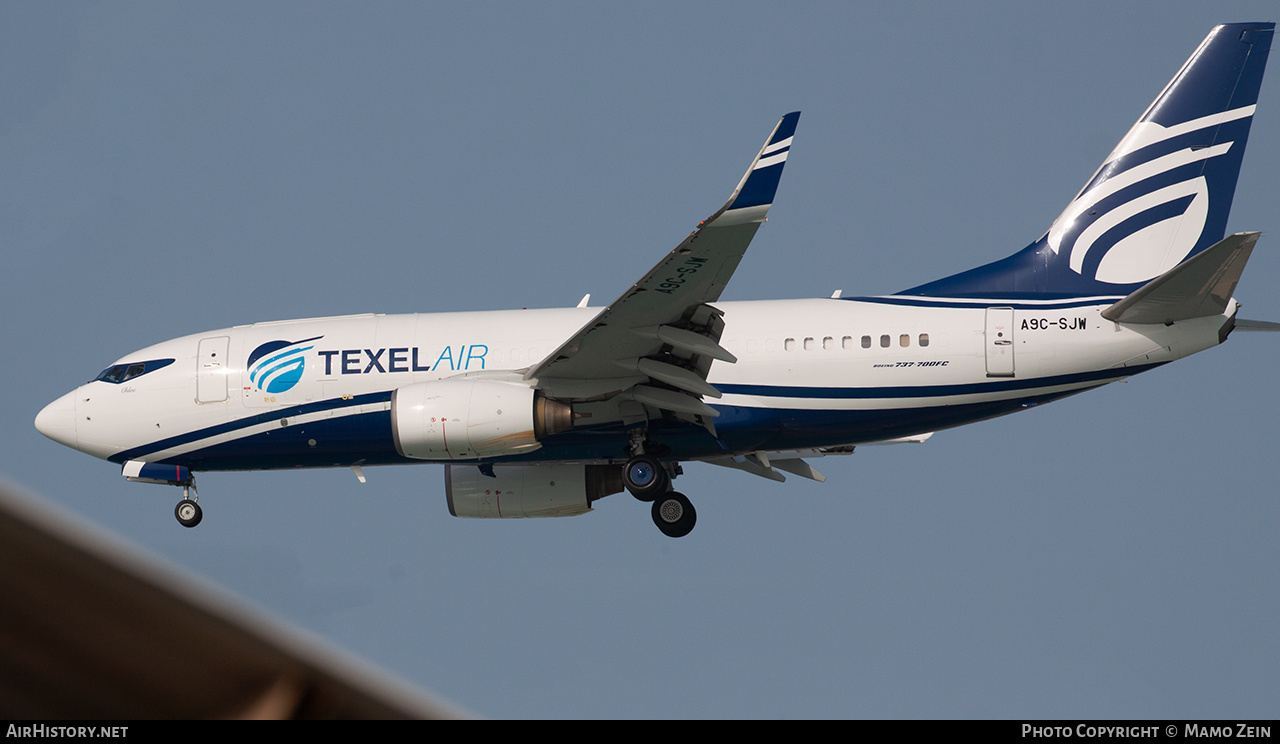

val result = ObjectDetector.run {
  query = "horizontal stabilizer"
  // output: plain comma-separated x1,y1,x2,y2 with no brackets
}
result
1233,318,1280,331
1101,232,1260,324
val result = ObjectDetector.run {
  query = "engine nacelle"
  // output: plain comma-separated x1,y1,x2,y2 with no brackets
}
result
446,463,624,518
391,378,572,460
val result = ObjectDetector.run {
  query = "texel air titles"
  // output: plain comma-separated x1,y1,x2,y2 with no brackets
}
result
36,24,1278,537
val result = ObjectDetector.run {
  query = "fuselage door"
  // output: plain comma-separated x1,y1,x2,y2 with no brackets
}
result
985,307,1015,377
196,336,230,403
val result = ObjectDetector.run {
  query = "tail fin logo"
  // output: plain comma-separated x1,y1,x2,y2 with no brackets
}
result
1045,105,1254,285
895,23,1270,300
247,336,322,394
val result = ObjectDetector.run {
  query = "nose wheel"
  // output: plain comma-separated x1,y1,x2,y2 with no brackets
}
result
174,480,202,528
175,498,203,528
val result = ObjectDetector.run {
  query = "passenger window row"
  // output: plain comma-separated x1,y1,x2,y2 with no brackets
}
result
783,334,930,351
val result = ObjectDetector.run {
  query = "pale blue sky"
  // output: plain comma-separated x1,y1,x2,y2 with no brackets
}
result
4,2,1278,718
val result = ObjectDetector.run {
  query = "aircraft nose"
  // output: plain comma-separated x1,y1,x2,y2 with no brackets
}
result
35,391,78,450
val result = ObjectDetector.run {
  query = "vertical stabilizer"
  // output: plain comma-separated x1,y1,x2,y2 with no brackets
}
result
901,23,1273,299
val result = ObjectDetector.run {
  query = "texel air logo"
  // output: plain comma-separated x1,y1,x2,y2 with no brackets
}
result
247,336,322,394
1046,105,1254,285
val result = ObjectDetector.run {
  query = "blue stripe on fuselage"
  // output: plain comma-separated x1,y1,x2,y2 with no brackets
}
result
118,362,1163,471
162,385,1100,472
108,391,393,465
716,362,1161,400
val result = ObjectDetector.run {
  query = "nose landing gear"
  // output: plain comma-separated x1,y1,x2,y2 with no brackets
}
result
121,461,206,529
174,479,202,528
175,497,202,528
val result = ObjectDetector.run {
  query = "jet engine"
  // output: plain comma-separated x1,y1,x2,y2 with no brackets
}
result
445,463,624,518
391,379,573,460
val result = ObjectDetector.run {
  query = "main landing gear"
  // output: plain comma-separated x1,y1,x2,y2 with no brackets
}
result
622,454,668,501
622,451,697,538
650,491,696,538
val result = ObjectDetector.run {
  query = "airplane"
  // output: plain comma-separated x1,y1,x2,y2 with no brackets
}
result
35,22,1278,538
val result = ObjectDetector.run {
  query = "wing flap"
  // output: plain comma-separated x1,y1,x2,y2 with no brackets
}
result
638,324,737,363
770,458,827,483
628,385,720,418
704,455,788,482
702,454,828,483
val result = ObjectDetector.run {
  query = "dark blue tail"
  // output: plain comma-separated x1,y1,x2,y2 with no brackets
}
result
901,23,1274,300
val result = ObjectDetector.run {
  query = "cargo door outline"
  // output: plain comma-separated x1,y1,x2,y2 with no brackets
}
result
196,336,230,403
985,307,1015,377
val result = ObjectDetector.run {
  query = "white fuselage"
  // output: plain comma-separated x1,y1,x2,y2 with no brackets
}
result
37,296,1232,472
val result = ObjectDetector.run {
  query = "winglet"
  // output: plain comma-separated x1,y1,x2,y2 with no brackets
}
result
708,111,800,226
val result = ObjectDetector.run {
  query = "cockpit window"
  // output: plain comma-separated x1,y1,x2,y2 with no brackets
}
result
92,358,175,384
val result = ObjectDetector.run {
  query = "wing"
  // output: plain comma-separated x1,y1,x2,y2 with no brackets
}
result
525,112,800,431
